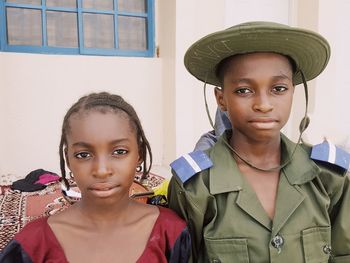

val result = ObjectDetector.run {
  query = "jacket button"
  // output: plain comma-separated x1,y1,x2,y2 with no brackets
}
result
323,245,332,255
271,234,284,254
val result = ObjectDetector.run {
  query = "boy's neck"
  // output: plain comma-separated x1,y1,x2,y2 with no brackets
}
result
229,132,281,168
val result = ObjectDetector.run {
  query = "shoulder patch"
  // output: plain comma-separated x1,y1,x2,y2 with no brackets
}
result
311,140,350,171
170,150,213,183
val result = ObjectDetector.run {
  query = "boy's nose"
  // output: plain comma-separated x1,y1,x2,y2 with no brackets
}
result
252,93,273,113
93,157,112,178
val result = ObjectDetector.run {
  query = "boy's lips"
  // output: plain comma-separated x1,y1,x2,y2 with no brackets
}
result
249,117,278,129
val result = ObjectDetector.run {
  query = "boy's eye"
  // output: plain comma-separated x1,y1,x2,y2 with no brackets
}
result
235,87,252,94
75,152,91,159
113,149,128,155
272,85,288,93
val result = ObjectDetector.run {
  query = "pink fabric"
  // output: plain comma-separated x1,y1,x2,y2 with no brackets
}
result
35,174,60,185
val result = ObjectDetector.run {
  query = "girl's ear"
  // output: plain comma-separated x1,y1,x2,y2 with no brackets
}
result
215,87,227,112
138,157,143,166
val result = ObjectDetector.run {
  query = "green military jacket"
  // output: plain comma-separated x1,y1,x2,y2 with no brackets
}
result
168,133,350,263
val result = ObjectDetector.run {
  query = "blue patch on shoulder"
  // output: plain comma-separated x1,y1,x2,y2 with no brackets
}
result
170,151,213,183
311,140,350,171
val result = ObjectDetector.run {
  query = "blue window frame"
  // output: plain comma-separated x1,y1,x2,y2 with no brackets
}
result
0,0,155,57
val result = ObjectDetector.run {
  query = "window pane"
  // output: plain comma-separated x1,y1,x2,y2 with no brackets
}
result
118,16,146,50
6,0,41,5
83,13,114,49
47,11,78,47
46,0,77,8
118,0,146,13
82,0,113,10
6,7,42,46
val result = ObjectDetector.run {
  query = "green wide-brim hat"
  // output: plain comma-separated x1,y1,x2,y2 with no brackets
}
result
184,21,331,86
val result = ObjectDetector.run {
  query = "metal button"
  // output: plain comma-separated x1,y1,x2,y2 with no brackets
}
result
323,245,332,255
271,234,284,254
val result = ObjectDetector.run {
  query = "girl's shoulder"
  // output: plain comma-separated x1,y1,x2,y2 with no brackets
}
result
154,206,187,233
136,206,191,263
158,206,186,224
15,216,49,241
1,217,68,263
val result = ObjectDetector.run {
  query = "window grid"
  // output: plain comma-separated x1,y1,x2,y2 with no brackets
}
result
0,0,154,57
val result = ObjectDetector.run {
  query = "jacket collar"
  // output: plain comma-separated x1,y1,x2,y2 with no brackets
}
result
209,131,320,195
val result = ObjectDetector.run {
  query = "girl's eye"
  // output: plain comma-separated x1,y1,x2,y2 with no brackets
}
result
113,149,128,155
235,87,252,94
272,85,288,93
75,152,91,159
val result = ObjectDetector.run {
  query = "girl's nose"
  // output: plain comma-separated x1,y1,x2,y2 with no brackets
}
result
93,157,112,178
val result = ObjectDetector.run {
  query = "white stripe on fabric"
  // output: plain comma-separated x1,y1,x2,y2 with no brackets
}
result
183,153,201,173
328,141,336,164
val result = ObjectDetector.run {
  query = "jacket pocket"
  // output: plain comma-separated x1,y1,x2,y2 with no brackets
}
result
302,226,331,263
204,237,249,263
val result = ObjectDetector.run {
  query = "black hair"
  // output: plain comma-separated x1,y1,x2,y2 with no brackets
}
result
59,92,152,188
215,53,297,87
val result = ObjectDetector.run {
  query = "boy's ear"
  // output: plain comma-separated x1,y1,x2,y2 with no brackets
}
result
214,87,227,111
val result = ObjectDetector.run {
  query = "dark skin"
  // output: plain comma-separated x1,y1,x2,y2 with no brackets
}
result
48,111,159,263
215,53,295,219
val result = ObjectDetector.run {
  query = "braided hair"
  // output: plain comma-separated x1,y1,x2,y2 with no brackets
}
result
59,92,152,189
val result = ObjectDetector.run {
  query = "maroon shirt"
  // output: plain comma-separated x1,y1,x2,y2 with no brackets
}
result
0,207,190,263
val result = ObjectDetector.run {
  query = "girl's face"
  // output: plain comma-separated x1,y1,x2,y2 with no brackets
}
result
65,110,140,204
215,52,295,142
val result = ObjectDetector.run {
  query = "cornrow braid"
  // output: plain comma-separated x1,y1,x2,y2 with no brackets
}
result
59,92,153,189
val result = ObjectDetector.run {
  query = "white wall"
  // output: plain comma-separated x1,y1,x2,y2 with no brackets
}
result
174,0,225,158
0,53,163,177
1,0,349,179
306,0,350,149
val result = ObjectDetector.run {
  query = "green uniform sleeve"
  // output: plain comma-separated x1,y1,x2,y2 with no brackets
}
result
168,172,208,263
330,172,350,262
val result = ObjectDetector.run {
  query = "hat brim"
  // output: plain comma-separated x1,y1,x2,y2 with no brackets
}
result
184,22,331,86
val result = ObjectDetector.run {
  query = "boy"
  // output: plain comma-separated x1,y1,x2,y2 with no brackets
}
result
168,21,350,262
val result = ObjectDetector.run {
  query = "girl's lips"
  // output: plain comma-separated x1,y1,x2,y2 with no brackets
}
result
88,184,120,198
89,183,118,191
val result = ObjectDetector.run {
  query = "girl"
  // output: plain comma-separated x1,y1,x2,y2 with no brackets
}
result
168,21,350,262
0,92,190,263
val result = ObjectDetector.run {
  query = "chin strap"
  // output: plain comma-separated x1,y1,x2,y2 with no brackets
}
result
203,70,310,172
203,77,215,129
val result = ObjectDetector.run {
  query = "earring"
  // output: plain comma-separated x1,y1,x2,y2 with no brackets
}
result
136,165,142,173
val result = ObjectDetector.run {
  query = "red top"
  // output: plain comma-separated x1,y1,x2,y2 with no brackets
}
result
0,207,190,263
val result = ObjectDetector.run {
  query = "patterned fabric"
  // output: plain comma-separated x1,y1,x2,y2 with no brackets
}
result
0,184,66,251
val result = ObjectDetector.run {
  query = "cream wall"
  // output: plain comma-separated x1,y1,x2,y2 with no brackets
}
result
1,0,349,179
174,0,225,158
307,0,350,149
0,53,163,177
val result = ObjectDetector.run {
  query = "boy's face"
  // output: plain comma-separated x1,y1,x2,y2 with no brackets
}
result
215,52,295,142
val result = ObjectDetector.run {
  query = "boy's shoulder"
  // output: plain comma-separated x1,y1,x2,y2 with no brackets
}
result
306,140,350,176
170,150,213,183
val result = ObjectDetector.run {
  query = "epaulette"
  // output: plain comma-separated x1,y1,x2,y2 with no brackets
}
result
170,150,213,183
311,140,350,172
